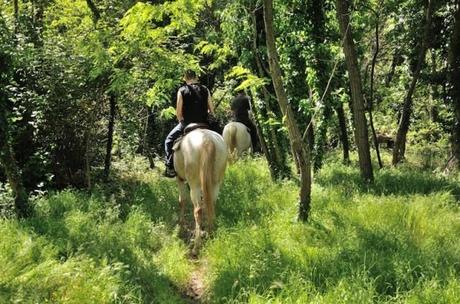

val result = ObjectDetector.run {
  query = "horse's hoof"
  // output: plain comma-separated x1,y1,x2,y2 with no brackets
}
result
191,246,199,258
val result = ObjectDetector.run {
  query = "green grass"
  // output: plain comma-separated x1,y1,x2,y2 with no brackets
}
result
1,155,459,303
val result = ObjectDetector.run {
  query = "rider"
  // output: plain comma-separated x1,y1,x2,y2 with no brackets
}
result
164,70,214,177
230,91,260,152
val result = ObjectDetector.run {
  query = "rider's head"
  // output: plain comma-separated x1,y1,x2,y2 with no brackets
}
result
235,89,245,96
183,70,197,82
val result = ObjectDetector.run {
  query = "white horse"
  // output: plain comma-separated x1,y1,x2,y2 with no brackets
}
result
173,127,228,254
222,122,252,162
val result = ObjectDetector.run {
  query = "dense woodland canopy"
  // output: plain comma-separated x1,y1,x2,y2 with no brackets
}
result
1,0,460,303
1,0,459,217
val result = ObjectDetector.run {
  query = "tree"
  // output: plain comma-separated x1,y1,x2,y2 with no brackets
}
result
0,50,30,218
336,0,374,182
263,0,311,221
368,7,383,168
448,1,460,169
392,0,433,165
251,6,291,179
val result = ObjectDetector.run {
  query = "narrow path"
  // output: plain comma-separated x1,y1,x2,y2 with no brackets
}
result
182,258,208,303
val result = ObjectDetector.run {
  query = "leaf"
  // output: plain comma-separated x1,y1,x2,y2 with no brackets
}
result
160,106,176,119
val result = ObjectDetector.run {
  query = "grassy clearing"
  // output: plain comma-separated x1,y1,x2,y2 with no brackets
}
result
203,158,460,303
0,156,459,303
0,158,193,303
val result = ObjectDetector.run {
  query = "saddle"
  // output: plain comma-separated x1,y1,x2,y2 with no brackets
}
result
172,123,209,152
184,123,209,134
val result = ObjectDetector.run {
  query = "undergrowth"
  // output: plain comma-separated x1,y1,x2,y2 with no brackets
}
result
0,155,459,303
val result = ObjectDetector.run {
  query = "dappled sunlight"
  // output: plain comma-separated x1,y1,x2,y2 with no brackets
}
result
1,157,459,303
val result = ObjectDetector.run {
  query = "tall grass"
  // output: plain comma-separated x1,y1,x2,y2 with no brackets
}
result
0,158,193,303
0,156,459,303
203,158,460,303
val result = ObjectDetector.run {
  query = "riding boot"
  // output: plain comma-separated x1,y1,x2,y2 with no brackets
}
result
164,122,185,176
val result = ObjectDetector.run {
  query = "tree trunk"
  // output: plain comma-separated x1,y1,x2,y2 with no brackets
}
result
449,2,460,169
251,8,290,179
369,18,383,168
86,0,101,23
392,0,433,165
0,106,30,218
248,91,277,179
103,94,116,181
386,52,402,86
13,0,19,22
336,0,374,182
309,0,334,172
263,0,311,221
84,130,92,189
144,107,156,169
336,102,350,163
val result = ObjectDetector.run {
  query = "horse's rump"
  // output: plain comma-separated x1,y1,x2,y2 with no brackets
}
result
223,122,251,160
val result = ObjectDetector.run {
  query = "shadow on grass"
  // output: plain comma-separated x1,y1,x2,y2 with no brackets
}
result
206,218,460,303
24,214,188,303
18,171,193,303
316,165,460,199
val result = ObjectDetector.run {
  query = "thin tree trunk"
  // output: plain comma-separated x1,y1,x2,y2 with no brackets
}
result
251,9,290,179
336,0,374,182
84,130,92,189
248,91,277,179
264,89,289,177
86,0,101,23
308,0,334,172
13,0,19,22
429,52,439,123
145,107,156,169
448,2,460,169
0,29,29,218
336,102,350,163
369,18,383,168
264,0,311,221
392,0,433,165
386,52,401,86
0,106,30,218
103,94,116,181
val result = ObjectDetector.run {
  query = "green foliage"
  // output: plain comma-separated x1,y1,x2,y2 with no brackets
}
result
1,0,460,299
226,66,269,92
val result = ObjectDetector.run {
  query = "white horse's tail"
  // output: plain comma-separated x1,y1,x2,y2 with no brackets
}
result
223,124,237,162
200,137,216,229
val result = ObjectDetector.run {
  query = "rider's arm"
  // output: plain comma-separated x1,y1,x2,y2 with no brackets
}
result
207,89,215,115
176,90,184,122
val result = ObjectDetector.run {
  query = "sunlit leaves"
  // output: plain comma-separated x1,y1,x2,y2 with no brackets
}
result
226,66,269,91
160,106,176,119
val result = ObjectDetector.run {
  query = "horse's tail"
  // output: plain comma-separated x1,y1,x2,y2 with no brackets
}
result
224,124,237,153
230,126,237,153
200,137,216,230
223,124,237,162
228,124,238,161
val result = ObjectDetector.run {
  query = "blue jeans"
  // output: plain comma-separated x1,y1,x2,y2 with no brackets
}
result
164,122,185,169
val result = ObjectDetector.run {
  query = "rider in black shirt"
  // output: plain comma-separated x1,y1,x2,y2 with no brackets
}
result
164,70,214,177
230,91,260,152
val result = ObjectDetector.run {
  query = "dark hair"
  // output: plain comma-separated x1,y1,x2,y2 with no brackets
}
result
184,69,197,80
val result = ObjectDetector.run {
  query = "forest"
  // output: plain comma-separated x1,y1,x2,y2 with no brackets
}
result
0,0,459,303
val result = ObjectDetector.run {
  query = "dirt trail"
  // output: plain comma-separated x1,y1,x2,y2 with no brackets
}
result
182,258,208,304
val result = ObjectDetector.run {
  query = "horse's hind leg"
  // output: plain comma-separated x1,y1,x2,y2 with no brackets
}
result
177,178,188,234
190,185,203,255
205,185,219,234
